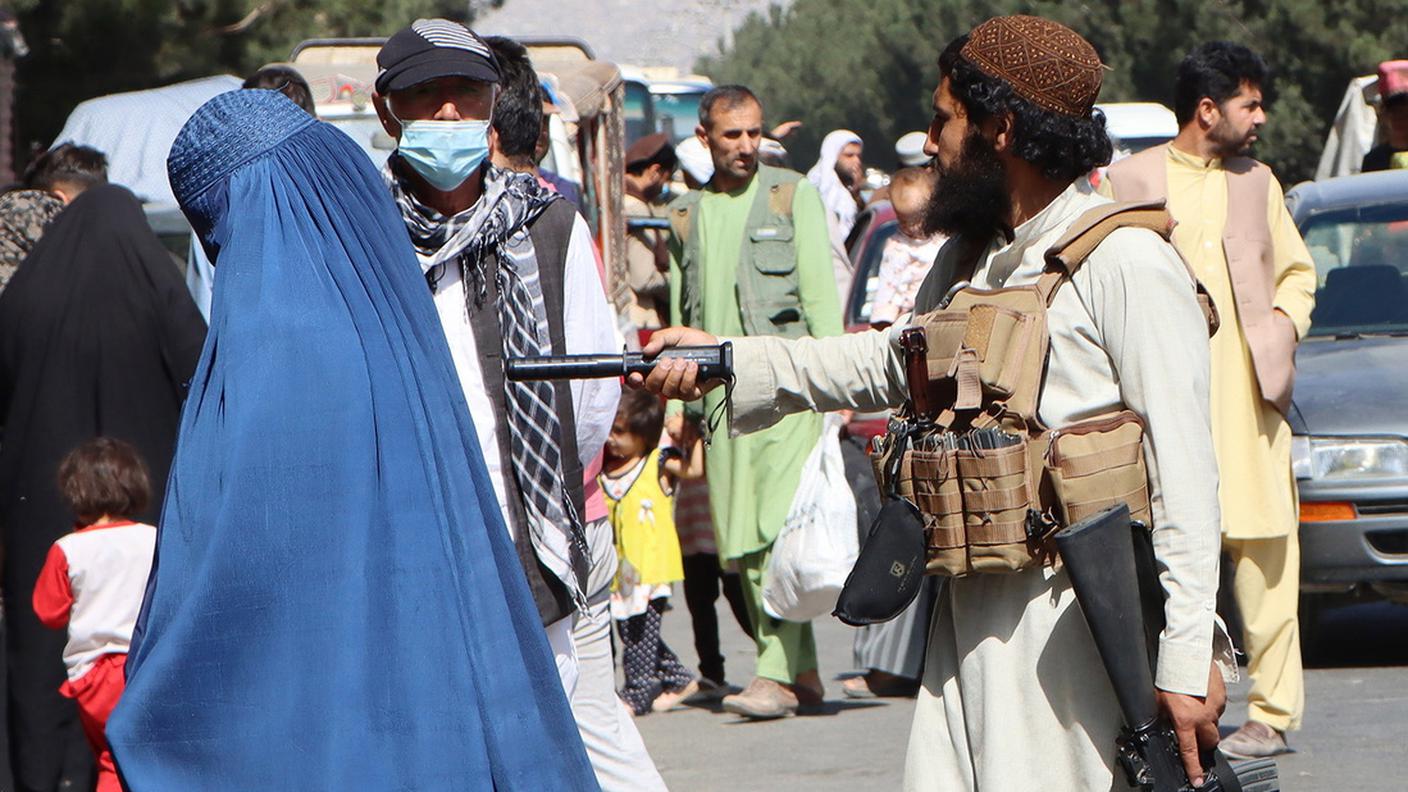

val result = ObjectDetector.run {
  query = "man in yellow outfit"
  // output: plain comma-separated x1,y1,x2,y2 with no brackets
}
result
1103,41,1316,758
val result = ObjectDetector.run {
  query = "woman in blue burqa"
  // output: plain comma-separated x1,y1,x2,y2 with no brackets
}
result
106,90,598,790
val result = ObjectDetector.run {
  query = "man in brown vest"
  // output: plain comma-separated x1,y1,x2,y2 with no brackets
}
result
1103,42,1317,758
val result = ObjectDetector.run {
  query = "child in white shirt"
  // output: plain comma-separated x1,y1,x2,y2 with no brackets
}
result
33,438,156,792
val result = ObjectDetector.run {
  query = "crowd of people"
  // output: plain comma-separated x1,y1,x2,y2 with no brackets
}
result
0,9,1403,792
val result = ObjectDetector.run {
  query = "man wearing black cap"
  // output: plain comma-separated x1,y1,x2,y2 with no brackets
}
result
373,18,634,786
478,30,671,792
624,132,677,330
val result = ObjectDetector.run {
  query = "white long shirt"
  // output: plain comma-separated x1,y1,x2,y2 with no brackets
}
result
425,211,620,539
33,521,156,681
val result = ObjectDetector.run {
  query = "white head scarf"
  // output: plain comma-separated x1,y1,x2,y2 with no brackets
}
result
807,129,863,238
675,137,715,186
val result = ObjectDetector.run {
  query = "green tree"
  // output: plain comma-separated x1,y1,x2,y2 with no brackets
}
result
10,0,498,168
701,0,1408,182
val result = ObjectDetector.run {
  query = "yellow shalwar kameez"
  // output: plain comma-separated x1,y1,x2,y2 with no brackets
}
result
1108,145,1317,731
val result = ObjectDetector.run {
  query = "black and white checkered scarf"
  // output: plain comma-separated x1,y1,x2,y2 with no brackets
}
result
386,159,589,607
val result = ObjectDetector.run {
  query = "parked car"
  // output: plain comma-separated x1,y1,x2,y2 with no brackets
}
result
1096,101,1178,158
840,201,901,445
1089,102,1178,190
1284,169,1408,654
842,201,900,331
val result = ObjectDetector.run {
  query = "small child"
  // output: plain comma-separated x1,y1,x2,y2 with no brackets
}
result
32,438,157,792
602,390,700,716
870,167,947,327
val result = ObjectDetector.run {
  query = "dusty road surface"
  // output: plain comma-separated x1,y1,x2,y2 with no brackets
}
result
634,594,1408,791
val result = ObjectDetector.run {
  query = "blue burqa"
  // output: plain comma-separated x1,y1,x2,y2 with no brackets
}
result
106,90,598,791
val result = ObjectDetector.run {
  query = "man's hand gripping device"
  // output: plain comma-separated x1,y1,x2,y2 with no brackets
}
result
505,342,734,383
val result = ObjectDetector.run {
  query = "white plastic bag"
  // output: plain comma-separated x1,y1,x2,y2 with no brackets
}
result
763,414,859,622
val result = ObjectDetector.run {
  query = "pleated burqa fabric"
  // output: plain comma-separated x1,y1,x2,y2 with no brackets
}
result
0,183,206,791
106,91,598,791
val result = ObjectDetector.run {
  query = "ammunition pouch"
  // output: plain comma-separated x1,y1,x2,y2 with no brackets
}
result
1048,410,1152,529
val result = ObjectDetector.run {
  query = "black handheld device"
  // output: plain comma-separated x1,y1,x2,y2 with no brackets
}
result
505,342,733,383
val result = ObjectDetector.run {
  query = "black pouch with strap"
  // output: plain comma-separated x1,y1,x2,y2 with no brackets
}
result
833,496,927,626
834,328,933,625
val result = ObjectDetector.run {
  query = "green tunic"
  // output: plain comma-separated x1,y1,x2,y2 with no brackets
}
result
669,174,843,560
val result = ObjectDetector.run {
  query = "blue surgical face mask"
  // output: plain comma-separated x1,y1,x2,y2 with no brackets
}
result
395,116,491,192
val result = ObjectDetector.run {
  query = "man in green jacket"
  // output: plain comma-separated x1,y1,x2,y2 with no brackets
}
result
667,84,843,720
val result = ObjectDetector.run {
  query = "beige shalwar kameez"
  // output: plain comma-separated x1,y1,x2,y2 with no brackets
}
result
724,185,1223,791
1103,146,1317,731
1162,147,1315,733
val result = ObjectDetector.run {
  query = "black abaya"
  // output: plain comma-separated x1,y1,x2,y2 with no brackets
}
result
0,184,205,791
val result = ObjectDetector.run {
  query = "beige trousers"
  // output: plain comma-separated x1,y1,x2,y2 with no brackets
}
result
1225,533,1305,732
903,565,1123,791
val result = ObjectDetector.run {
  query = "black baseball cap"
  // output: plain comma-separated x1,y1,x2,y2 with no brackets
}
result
375,19,500,95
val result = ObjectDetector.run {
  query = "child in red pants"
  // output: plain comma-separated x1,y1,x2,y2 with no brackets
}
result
32,438,156,792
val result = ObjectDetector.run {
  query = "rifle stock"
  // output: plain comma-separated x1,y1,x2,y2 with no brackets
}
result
1055,504,1250,792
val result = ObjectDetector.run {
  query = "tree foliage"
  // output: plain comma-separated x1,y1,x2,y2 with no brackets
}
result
700,0,1408,182
10,0,499,166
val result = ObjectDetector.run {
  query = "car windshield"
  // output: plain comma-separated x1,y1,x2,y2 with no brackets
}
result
1300,200,1408,337
653,92,704,145
1111,135,1172,158
624,82,655,147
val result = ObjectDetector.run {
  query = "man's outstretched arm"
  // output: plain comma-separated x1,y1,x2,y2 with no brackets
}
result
630,326,909,434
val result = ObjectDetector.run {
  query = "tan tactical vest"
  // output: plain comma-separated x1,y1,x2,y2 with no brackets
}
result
872,201,1218,577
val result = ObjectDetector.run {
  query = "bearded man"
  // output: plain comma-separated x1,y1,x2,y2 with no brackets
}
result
1102,42,1316,759
636,16,1229,790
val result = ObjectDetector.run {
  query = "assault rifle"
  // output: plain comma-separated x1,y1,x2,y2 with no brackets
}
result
1055,504,1279,792
505,342,733,383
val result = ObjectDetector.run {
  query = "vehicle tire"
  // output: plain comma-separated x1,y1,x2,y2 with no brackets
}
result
1298,592,1328,667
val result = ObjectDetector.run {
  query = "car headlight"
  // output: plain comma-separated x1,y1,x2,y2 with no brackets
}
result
1292,436,1408,481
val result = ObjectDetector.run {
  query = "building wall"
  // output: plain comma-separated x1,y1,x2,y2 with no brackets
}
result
473,0,792,72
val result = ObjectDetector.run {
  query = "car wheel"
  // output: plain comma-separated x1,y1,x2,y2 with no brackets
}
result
1298,592,1328,667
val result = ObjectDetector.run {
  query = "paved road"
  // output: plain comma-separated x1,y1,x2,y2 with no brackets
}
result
635,595,1408,791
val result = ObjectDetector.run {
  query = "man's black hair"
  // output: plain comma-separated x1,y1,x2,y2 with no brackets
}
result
626,144,679,176
617,389,665,450
938,37,1112,184
243,65,316,115
24,143,108,193
485,35,543,162
1173,42,1269,126
699,84,760,131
